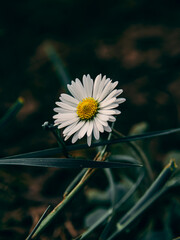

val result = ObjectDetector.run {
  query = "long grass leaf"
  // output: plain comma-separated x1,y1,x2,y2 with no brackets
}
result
107,160,178,240
0,158,142,168
26,205,51,240
76,172,144,240
44,43,71,86
0,97,24,130
5,127,180,159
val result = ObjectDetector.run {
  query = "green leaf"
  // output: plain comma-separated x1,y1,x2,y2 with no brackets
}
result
107,160,178,240
6,127,180,159
0,157,142,168
44,43,71,86
0,97,24,131
26,205,51,240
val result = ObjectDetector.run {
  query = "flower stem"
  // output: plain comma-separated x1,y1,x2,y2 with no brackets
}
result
42,121,70,158
31,152,107,239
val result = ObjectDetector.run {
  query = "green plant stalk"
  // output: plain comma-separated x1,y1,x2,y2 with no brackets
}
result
77,172,144,240
107,159,178,240
44,43,71,86
31,130,113,239
30,151,110,240
5,127,180,159
42,122,70,158
63,169,87,197
31,167,95,239
26,205,51,240
63,126,114,197
108,186,167,240
112,129,154,182
118,159,177,225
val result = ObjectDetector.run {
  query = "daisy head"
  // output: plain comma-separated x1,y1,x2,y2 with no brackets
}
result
53,74,126,146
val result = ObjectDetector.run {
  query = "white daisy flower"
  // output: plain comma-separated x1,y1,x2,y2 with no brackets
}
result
53,74,126,146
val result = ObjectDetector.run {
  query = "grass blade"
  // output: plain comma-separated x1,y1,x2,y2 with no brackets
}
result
107,160,178,240
5,127,180,159
44,43,71,86
0,157,142,168
76,172,144,240
26,205,51,240
0,97,24,131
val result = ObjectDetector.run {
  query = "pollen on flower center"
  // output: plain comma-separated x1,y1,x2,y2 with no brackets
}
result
77,98,98,120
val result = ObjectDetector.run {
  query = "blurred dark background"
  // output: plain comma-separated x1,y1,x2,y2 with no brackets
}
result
0,0,180,239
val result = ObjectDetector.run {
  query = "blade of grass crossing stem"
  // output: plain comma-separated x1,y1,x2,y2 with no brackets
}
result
0,97,24,131
77,172,144,240
100,169,116,240
5,127,180,159
112,129,154,182
99,173,145,240
108,187,167,240
64,124,114,197
30,129,115,239
63,169,87,197
107,159,178,240
26,205,51,240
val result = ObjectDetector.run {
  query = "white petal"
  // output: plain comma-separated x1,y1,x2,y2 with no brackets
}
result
104,78,111,87
75,78,86,99
93,121,100,140
108,116,116,122
87,134,92,146
64,134,72,141
104,125,112,132
57,118,79,129
53,113,77,120
100,89,118,104
96,117,108,126
82,75,88,97
95,75,107,99
78,121,89,139
109,81,118,92
63,121,79,135
98,109,121,115
60,93,79,105
93,74,101,99
98,81,112,102
55,102,76,111
53,107,72,113
87,74,93,97
114,98,126,104
114,89,123,98
67,84,81,101
102,104,119,110
87,121,93,137
94,118,104,133
71,81,84,100
100,98,116,108
67,120,85,136
96,113,109,122
72,129,81,144
83,74,93,98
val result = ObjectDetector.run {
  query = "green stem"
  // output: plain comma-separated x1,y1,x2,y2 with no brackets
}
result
112,129,154,182
42,121,70,158
108,159,177,240
0,97,24,130
31,158,100,239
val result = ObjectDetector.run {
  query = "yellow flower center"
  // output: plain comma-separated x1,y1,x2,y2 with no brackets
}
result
77,98,98,120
